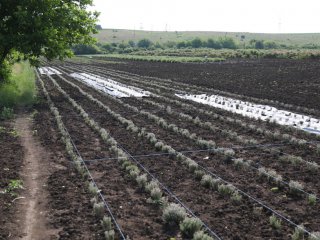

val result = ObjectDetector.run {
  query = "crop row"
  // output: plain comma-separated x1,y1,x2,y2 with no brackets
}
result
61,63,320,152
55,64,319,183
57,70,320,204
48,69,320,239
44,72,220,239
96,63,320,118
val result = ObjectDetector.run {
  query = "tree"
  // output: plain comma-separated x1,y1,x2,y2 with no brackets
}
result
191,38,203,48
137,39,153,48
206,38,221,49
220,37,237,49
72,44,100,55
0,0,99,82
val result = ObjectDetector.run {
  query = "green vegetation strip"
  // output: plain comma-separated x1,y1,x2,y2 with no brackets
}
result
0,61,36,108
88,54,225,63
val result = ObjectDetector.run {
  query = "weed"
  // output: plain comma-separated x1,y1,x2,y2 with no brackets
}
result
0,126,5,133
4,179,23,197
0,107,14,120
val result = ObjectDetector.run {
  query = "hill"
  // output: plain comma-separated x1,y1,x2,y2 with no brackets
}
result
94,29,320,46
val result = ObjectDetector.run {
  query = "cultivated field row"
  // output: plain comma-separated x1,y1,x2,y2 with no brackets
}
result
38,61,320,239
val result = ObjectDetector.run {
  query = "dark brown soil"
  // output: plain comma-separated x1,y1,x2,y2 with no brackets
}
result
0,121,24,240
88,58,320,112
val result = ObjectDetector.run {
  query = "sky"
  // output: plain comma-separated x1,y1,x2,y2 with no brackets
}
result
90,0,320,33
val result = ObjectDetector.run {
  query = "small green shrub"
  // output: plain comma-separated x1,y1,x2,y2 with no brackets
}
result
180,217,203,237
93,202,105,219
289,180,304,196
101,216,112,231
292,225,305,240
308,232,320,240
0,107,14,120
193,230,214,240
136,174,148,189
104,230,115,240
269,214,282,229
162,203,187,226
307,194,317,206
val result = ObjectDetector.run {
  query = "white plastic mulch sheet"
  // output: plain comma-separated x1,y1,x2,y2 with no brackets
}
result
69,72,151,98
176,93,320,135
38,67,62,75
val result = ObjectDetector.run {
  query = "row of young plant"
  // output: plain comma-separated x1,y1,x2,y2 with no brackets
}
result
36,71,117,239
45,73,218,240
63,63,320,151
51,71,320,239
58,65,319,200
102,66,320,118
75,66,320,172
112,69,320,152
140,97,320,172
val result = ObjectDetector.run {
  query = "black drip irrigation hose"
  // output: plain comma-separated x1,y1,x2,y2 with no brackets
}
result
65,130,127,240
53,64,320,198
195,162,316,237
114,141,223,240
47,64,319,238
61,63,320,144
39,72,127,239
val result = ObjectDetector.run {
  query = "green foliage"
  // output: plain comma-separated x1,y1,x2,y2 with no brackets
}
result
4,179,23,197
0,62,36,108
72,44,101,55
0,0,99,67
220,37,237,49
137,39,153,48
292,225,305,240
180,218,203,237
0,107,13,120
192,231,214,240
191,38,203,48
269,214,282,230
162,203,187,226
0,60,11,83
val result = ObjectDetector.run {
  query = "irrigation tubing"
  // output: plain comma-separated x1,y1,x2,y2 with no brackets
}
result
52,65,320,200
195,162,316,237
114,141,223,240
43,66,317,238
39,72,127,240
52,64,319,201
60,63,320,144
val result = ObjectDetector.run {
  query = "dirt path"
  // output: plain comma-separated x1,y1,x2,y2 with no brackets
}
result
13,114,57,240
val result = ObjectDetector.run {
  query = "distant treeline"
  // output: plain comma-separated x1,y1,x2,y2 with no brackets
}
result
72,37,320,55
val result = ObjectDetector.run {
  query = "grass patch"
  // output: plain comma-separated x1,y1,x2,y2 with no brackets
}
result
90,54,225,63
0,61,36,108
